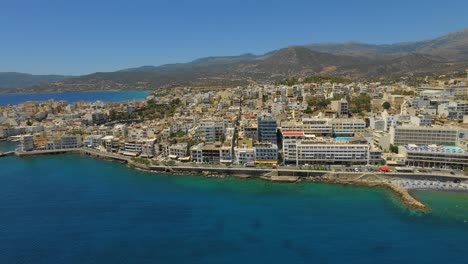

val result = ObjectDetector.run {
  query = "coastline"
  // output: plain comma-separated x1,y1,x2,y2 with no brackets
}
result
0,89,148,95
125,157,431,212
11,148,468,212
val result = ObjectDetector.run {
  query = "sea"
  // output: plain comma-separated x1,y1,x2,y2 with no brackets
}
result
1,143,468,263
0,90,149,106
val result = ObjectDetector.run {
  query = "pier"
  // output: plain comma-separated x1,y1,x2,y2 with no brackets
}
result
0,151,14,157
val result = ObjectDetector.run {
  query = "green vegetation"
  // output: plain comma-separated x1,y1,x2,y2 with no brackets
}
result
391,89,415,96
382,101,391,110
140,98,181,119
170,131,187,138
108,98,181,122
275,75,352,86
350,93,371,114
164,160,176,166
131,157,151,165
307,97,330,112
389,144,399,154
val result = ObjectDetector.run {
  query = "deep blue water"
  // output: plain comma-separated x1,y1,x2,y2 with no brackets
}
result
1,152,468,263
0,90,149,106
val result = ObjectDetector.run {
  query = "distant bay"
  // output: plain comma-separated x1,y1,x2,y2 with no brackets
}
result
0,90,149,106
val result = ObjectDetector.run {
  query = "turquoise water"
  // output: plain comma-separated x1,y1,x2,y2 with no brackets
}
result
335,137,350,141
1,151,468,263
443,146,462,151
0,90,149,106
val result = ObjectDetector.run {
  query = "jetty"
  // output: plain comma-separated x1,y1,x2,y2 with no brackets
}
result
0,151,14,157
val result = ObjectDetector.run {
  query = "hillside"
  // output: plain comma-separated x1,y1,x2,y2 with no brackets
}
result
0,72,71,90
305,28,468,60
2,28,468,93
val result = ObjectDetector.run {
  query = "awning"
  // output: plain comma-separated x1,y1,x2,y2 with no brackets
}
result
380,165,390,171
254,160,278,165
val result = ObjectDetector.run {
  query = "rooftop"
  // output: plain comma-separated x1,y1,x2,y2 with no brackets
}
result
403,144,466,154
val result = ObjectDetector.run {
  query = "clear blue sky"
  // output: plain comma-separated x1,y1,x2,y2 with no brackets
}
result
1,0,467,75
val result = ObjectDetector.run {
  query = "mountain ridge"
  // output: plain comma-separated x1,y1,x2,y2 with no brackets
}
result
2,28,468,93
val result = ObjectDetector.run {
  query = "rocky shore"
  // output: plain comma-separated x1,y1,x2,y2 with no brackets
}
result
305,174,430,212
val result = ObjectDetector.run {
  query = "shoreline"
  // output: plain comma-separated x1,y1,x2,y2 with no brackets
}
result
11,148,468,212
0,89,149,96
125,159,432,212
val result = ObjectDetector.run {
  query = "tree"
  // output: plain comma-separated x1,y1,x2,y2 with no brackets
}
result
350,93,371,114
382,101,391,110
307,97,330,111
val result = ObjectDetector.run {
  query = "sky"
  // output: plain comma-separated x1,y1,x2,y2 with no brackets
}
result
1,0,467,75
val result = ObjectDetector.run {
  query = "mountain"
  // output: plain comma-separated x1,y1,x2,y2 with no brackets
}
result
3,28,468,93
305,28,468,60
0,72,71,90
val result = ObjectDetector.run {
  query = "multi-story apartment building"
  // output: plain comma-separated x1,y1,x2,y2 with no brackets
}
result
234,146,255,164
19,135,34,151
389,126,461,146
330,118,366,136
191,142,225,163
102,136,119,152
438,101,468,120
254,142,278,164
381,110,400,131
257,115,277,144
330,99,349,117
168,143,188,159
398,144,468,170
283,137,370,165
198,119,225,142
140,139,156,158
410,113,432,127
242,122,258,141
45,135,82,150
83,135,103,148
302,118,333,136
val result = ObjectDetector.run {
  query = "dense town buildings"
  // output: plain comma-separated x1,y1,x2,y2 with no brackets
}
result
3,76,468,173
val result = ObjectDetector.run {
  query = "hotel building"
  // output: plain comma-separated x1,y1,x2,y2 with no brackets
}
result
398,144,468,170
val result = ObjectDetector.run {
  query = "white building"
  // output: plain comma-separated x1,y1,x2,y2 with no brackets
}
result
398,144,468,170
284,138,370,165
102,136,119,152
168,143,188,159
198,119,225,142
83,135,103,148
19,135,34,151
45,135,82,150
330,118,366,136
330,99,349,117
254,142,278,164
390,126,462,146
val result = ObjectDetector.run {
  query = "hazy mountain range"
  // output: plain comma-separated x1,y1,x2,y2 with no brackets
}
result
2,28,468,93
